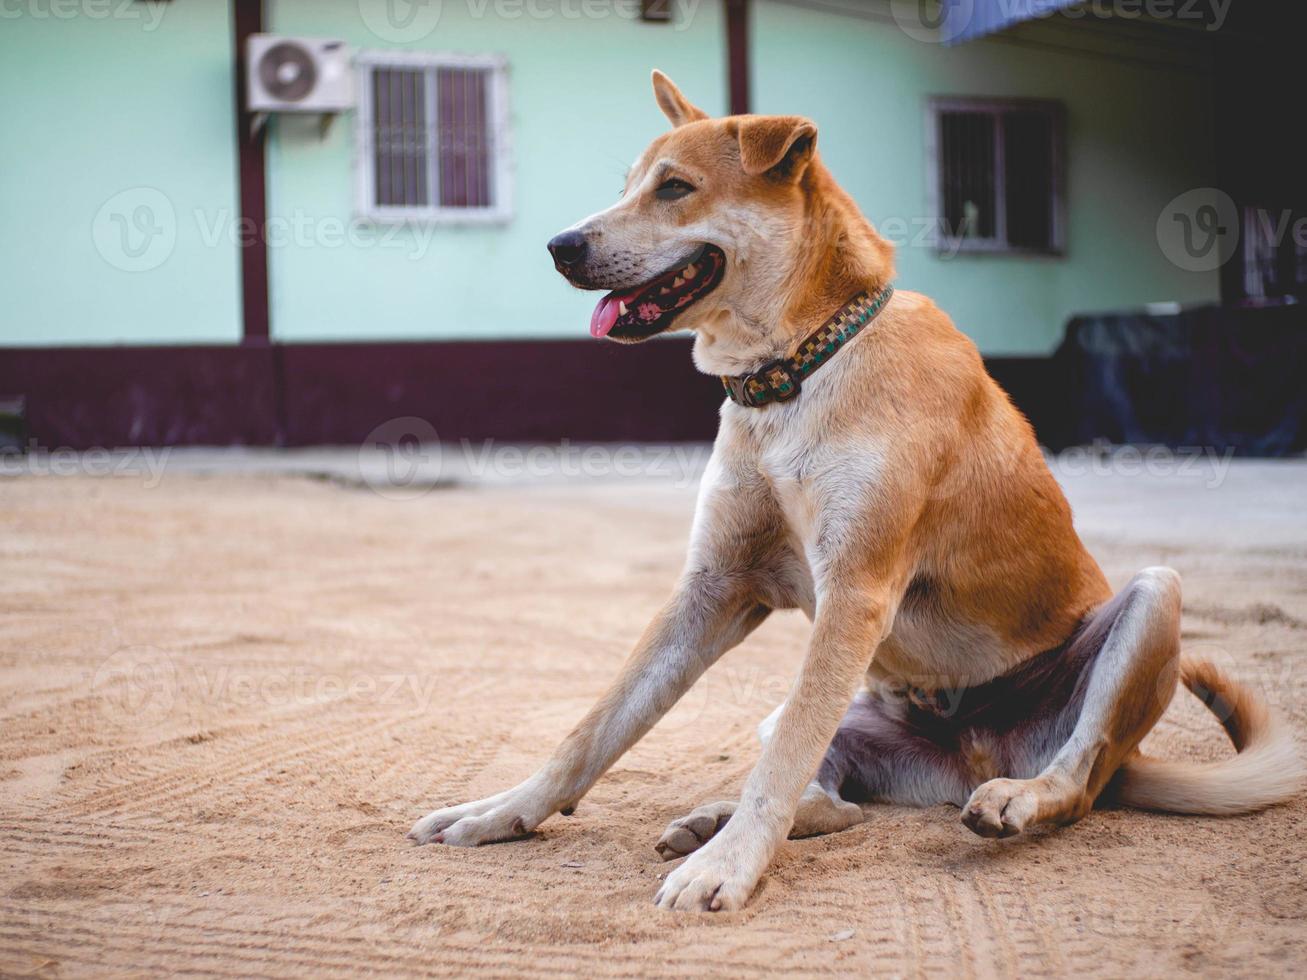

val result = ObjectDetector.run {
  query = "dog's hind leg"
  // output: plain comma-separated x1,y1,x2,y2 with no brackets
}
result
961,566,1182,838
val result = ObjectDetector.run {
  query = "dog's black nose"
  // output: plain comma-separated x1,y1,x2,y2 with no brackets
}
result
547,230,588,267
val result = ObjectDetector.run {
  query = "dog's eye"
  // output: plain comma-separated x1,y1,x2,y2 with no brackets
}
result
655,178,696,201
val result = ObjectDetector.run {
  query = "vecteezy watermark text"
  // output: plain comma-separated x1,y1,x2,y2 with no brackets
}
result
91,646,445,726
357,0,703,42
1,444,171,488
92,188,441,273
358,417,711,500
891,0,1233,45
1054,439,1235,489
0,0,168,30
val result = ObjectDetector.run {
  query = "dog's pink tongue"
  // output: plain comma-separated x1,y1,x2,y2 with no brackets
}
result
589,288,641,338
590,295,620,338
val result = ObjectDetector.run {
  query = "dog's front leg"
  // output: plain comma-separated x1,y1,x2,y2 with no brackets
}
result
409,571,769,847
655,584,890,911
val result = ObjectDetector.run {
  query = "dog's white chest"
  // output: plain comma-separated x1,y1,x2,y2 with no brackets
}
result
759,446,819,546
752,420,887,576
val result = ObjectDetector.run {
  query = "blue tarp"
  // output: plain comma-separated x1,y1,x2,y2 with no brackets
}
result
941,0,1084,44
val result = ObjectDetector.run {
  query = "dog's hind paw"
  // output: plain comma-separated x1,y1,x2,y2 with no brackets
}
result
962,774,1092,839
961,778,1040,838
655,800,736,860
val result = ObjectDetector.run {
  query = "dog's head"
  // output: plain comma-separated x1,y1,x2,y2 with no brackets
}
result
547,71,826,346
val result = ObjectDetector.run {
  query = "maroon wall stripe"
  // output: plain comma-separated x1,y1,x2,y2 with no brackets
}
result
278,337,726,445
0,339,721,448
0,345,281,449
232,0,270,344
0,340,1066,450
725,0,750,115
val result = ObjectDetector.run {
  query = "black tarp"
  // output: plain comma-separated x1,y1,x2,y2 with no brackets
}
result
1052,303,1307,456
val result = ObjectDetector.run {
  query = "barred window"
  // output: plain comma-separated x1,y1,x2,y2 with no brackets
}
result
355,53,510,223
928,97,1064,255
1240,205,1307,301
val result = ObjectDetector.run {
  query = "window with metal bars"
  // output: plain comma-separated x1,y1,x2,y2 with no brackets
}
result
355,53,510,223
1240,206,1307,301
927,98,1064,255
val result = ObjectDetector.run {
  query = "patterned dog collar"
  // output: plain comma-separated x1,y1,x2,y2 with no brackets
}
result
721,284,894,408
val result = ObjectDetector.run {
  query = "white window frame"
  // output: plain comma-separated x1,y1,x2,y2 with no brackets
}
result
354,50,513,225
925,96,1066,257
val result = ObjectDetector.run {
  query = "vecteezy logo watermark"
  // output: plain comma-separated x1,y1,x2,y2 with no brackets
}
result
92,187,177,273
890,0,976,44
358,0,444,41
92,188,442,270
91,646,180,727
358,416,444,501
1155,187,1239,272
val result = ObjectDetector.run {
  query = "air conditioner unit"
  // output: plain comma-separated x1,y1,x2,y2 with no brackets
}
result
246,35,353,113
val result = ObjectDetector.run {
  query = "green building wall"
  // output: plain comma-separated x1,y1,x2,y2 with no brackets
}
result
1,1,242,346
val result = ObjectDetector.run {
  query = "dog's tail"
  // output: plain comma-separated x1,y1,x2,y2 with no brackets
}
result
1115,655,1305,815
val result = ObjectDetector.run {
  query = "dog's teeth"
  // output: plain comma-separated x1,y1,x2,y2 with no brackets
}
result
683,264,697,277
618,300,628,316
660,287,671,295
672,276,684,289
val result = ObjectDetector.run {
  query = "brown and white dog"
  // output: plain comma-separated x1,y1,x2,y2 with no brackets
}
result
409,71,1304,911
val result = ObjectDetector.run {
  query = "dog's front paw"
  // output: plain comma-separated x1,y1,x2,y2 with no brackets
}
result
408,786,546,846
653,834,766,912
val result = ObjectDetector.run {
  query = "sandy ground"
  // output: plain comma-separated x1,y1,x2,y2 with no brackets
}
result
2,452,1305,977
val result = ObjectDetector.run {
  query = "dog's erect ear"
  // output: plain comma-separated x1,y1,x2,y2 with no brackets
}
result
737,116,818,179
651,69,708,127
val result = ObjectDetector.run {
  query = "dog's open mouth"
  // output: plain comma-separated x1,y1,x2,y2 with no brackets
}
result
590,245,726,341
